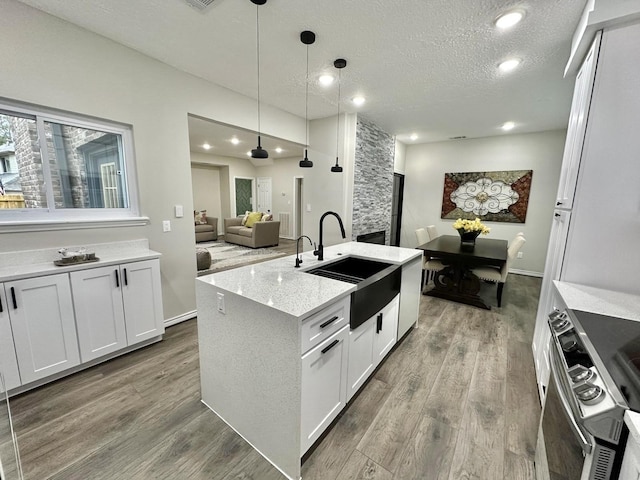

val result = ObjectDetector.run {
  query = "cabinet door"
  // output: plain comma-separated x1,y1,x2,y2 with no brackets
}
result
555,33,601,209
6,274,80,384
301,325,349,455
347,316,376,402
71,266,127,362
120,260,164,345
0,287,21,391
373,295,399,369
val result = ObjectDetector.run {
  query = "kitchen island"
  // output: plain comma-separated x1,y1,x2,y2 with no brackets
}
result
196,242,422,480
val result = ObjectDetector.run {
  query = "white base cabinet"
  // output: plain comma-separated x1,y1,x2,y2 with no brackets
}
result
0,289,21,391
71,259,164,362
3,274,80,385
347,295,399,401
300,325,349,455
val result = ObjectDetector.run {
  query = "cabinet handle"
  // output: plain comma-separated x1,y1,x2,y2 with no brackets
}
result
556,201,563,206
0,295,3,313
115,270,120,288
376,313,383,334
320,316,339,329
321,339,340,354
554,213,561,217
124,268,128,286
11,287,17,309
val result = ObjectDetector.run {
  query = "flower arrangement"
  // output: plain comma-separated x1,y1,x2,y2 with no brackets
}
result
452,217,491,235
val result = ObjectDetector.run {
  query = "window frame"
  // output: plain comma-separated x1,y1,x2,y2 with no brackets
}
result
0,98,147,232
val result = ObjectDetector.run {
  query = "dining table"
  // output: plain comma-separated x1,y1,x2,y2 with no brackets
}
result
416,235,508,310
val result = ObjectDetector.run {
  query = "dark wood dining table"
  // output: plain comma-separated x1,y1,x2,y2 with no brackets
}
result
416,235,508,310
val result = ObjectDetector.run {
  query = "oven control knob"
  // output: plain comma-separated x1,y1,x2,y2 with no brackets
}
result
549,312,570,332
562,340,579,353
573,383,605,405
567,365,595,383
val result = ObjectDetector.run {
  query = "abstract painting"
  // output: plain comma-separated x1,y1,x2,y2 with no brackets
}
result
441,170,533,223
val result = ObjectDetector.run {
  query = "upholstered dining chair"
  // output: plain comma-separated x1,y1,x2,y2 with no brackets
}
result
415,228,444,289
471,233,526,307
426,225,439,241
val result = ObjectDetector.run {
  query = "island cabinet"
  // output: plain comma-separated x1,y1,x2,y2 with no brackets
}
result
70,259,164,362
0,289,21,391
347,295,399,401
1,274,80,385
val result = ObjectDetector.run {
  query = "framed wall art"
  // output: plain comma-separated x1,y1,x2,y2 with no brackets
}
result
441,170,533,223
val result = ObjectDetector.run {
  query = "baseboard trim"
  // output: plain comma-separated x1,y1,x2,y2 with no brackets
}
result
510,268,543,278
165,310,197,326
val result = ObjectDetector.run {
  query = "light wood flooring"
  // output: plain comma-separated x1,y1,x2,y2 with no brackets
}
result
6,274,542,479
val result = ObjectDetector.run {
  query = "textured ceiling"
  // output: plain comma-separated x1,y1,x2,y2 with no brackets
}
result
17,0,586,146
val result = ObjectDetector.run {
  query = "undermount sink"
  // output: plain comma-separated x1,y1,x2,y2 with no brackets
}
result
306,256,401,329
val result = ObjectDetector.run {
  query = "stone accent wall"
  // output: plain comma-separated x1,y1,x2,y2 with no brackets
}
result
352,117,395,244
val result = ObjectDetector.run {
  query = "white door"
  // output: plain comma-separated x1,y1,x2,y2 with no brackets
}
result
373,295,399,368
256,177,272,214
347,316,376,401
71,266,127,362
6,274,80,384
301,325,349,455
0,286,21,391
120,259,164,345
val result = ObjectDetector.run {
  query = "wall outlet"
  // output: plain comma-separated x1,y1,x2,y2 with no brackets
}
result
517,251,523,259
162,220,171,232
175,205,184,217
217,292,225,314
306,203,312,212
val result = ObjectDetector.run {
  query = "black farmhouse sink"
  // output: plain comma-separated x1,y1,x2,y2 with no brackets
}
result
306,257,401,329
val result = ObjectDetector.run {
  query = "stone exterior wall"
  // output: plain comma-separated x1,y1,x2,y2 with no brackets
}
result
10,117,45,208
352,117,395,244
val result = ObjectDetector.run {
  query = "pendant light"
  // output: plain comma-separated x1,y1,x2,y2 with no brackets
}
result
299,30,315,168
331,58,346,173
251,0,268,159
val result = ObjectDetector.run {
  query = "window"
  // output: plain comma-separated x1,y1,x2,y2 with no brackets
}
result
0,99,143,229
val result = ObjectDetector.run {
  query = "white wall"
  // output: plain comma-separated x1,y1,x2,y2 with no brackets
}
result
191,165,222,234
0,0,306,321
394,139,406,174
401,130,567,274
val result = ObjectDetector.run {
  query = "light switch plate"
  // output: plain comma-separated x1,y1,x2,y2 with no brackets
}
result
162,220,171,232
306,203,311,212
175,205,184,217
217,292,225,314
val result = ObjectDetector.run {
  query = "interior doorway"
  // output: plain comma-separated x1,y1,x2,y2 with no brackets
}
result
390,173,404,246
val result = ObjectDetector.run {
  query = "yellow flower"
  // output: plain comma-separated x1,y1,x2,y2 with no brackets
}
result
452,218,490,235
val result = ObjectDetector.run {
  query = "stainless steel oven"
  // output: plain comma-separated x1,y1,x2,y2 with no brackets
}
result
535,310,628,480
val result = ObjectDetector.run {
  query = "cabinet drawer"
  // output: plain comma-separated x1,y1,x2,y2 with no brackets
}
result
301,296,350,354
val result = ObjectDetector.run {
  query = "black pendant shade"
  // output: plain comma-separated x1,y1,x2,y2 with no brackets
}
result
251,0,268,159
299,31,315,168
332,58,347,173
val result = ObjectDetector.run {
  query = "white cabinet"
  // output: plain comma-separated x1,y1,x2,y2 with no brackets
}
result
554,33,601,210
347,295,399,401
398,256,421,339
71,259,164,362
3,274,80,385
300,325,349,455
0,289,21,391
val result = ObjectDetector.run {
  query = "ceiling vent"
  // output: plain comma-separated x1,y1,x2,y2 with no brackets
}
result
183,0,216,13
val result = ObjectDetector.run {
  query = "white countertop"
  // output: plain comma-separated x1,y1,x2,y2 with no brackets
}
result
197,241,422,320
554,281,640,322
0,239,161,282
626,411,640,446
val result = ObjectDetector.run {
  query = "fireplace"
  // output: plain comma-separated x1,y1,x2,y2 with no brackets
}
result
356,231,386,245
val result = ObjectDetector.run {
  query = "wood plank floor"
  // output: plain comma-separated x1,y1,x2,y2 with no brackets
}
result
6,274,542,479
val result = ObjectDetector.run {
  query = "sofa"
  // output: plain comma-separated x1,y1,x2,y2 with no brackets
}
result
224,217,280,248
195,216,218,242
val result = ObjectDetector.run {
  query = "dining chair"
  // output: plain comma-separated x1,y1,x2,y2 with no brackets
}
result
415,228,444,288
426,225,439,240
471,233,526,307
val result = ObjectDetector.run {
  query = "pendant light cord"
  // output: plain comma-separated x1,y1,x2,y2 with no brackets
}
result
256,4,261,136
336,68,341,161
305,44,309,148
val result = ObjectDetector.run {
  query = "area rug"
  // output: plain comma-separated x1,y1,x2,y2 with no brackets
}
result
196,240,289,275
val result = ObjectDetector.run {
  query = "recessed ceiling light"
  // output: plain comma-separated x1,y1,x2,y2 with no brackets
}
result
318,74,334,86
230,137,240,145
501,121,516,131
202,143,211,150
275,147,283,153
495,10,524,29
498,58,521,73
352,96,366,106
410,133,418,141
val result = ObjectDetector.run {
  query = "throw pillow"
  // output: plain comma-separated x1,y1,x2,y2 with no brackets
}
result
245,211,263,228
241,210,251,226
261,213,273,221
194,210,207,225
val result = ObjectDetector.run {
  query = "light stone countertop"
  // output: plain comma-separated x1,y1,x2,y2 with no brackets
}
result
554,281,640,322
0,239,161,282
626,411,640,446
197,241,423,320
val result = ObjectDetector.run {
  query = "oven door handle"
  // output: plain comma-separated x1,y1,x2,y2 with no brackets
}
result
549,347,593,454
